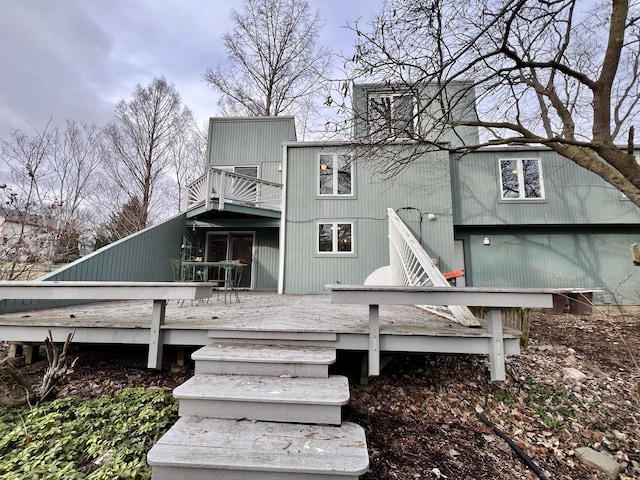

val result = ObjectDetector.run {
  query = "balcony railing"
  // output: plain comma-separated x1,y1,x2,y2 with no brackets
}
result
185,168,283,212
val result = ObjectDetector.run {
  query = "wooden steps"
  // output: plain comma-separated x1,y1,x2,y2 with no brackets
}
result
148,416,369,480
148,339,369,479
174,374,350,424
194,343,336,377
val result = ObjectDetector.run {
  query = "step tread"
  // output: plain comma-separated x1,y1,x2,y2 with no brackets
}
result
174,374,350,405
147,416,369,475
193,343,336,364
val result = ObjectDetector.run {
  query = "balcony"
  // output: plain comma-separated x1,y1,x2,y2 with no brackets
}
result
185,168,282,214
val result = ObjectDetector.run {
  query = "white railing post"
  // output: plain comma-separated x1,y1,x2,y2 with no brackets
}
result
218,171,226,211
205,169,213,211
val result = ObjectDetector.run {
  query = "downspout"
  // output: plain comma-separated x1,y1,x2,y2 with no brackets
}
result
277,143,288,294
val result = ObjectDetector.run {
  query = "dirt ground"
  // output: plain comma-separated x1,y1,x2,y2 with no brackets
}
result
1,309,639,479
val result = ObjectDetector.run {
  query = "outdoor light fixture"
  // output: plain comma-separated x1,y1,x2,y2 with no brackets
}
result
483,236,491,246
320,163,328,170
427,213,436,221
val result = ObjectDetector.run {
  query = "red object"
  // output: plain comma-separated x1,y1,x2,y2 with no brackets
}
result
443,269,464,280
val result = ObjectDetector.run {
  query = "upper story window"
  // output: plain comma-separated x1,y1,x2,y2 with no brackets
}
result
368,92,416,139
218,165,259,178
319,154,353,196
499,158,544,200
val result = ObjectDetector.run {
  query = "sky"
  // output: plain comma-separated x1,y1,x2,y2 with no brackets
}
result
0,0,380,141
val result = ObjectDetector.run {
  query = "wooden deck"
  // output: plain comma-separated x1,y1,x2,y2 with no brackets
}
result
0,291,523,366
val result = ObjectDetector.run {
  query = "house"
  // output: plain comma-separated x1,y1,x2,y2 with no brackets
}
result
2,82,640,313
0,208,55,263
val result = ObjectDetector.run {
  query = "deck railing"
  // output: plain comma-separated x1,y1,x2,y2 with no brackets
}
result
185,168,282,212
387,208,479,326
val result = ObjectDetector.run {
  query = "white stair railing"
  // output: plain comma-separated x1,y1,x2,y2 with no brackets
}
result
387,208,480,327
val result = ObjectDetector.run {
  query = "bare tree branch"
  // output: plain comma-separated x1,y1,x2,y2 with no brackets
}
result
103,77,195,230
203,0,332,138
342,0,640,206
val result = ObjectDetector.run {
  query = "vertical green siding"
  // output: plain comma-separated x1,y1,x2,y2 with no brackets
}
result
457,226,640,305
452,148,640,225
283,145,455,293
0,214,188,313
207,117,296,183
250,228,279,291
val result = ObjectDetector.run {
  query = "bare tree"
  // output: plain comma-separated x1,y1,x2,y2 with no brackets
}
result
203,0,332,137
48,120,104,259
103,77,195,230
0,120,104,277
344,0,640,206
170,124,207,212
1,122,57,279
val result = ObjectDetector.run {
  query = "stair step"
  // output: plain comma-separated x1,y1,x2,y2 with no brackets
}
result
148,416,369,480
175,374,350,425
193,343,336,378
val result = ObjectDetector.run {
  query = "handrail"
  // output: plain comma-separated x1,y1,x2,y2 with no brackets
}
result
185,167,283,212
387,208,479,326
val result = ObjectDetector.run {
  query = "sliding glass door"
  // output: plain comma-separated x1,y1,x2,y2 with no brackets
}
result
206,232,254,288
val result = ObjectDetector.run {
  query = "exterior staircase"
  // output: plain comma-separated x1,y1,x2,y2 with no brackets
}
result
147,333,370,479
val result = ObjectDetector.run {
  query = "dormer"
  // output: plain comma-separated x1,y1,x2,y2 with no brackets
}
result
352,82,479,148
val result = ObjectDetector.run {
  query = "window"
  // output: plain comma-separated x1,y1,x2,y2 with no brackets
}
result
318,222,353,254
319,154,352,196
499,158,544,200
368,92,415,139
219,165,258,178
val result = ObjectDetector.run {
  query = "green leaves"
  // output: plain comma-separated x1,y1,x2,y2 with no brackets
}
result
0,387,177,480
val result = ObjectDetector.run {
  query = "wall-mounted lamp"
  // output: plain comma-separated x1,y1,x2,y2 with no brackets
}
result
483,236,491,246
427,213,436,221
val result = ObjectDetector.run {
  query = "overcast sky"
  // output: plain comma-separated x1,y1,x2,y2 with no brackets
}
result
0,0,380,140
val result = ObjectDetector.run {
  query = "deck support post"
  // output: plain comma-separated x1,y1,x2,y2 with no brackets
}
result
148,300,166,369
487,309,505,381
368,304,380,377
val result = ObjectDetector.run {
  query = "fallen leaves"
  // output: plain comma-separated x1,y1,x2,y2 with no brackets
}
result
346,311,640,479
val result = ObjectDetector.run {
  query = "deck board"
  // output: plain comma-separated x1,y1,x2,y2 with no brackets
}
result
0,292,518,336
0,292,522,357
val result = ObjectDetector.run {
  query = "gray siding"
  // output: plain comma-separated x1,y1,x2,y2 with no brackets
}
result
0,214,187,313
283,145,455,293
452,148,640,225
456,226,640,305
207,117,296,184
252,228,279,291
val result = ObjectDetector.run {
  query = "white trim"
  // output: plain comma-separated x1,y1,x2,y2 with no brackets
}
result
317,153,354,197
498,157,545,200
277,145,288,294
205,231,255,289
316,221,355,255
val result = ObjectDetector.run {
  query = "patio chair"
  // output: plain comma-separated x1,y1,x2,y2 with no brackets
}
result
220,262,243,304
